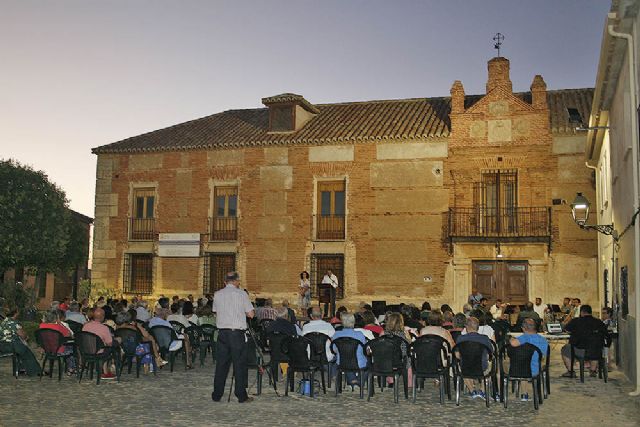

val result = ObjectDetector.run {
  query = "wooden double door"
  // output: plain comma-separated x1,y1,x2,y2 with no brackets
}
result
472,260,528,304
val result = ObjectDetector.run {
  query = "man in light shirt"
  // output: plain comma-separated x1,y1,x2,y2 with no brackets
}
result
321,269,338,318
533,297,546,319
302,306,335,361
489,299,504,319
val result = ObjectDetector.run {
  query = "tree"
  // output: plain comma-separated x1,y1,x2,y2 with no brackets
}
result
0,159,70,272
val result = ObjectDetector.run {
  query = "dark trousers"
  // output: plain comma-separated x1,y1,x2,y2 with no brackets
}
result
323,287,336,318
0,340,40,376
212,330,249,401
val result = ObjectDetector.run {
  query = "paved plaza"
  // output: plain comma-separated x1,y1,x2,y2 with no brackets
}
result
1,347,639,427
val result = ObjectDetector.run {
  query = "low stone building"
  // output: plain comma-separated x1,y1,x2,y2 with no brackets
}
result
91,56,597,311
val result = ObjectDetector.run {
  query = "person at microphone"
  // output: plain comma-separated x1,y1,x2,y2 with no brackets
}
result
321,269,338,318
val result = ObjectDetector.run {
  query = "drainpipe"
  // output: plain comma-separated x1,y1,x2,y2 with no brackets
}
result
608,14,640,396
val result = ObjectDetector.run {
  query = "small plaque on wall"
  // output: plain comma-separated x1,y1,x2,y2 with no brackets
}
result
158,233,200,257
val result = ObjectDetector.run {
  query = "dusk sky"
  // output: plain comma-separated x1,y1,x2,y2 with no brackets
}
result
1,0,609,217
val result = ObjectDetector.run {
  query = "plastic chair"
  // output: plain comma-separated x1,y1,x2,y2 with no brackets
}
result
65,320,84,336
304,332,332,390
184,325,202,366
570,331,608,383
114,328,152,378
150,325,185,372
366,335,408,403
331,337,368,399
409,334,451,404
266,331,290,382
283,335,325,396
34,329,68,381
452,340,495,408
199,324,217,366
76,331,117,385
502,343,543,410
0,347,18,379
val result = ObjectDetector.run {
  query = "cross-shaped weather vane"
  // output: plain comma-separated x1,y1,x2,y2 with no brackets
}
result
493,32,504,57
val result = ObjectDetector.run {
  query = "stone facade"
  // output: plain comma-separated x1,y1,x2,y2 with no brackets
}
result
91,57,598,312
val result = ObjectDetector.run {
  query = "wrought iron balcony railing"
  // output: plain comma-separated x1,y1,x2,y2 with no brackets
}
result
128,217,155,241
448,207,551,240
313,214,346,240
209,216,238,241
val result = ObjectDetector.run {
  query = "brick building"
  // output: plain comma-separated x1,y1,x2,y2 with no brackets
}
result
91,56,597,311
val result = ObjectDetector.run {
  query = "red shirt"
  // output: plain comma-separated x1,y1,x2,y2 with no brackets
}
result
364,324,384,336
39,323,71,353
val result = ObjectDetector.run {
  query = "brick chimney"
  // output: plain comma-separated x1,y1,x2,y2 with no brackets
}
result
450,80,465,113
486,57,512,93
530,74,547,109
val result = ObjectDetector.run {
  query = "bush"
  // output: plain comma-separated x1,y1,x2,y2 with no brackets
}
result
0,280,36,314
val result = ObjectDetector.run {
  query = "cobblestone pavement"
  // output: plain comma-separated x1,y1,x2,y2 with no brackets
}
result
1,347,639,427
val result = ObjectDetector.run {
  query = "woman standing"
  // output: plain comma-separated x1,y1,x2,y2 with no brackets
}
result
299,271,311,312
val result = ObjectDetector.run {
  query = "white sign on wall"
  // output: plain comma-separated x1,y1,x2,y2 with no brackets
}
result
158,233,200,257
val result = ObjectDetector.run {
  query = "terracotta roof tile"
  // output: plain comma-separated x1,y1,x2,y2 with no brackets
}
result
92,88,593,154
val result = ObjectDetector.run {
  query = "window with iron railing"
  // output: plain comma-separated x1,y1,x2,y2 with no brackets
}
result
203,253,236,294
123,253,153,294
210,186,238,241
129,188,155,240
315,180,345,240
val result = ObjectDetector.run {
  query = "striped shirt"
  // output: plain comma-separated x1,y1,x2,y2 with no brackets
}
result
212,284,254,330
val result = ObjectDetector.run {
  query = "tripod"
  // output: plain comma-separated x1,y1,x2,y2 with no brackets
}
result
227,326,279,401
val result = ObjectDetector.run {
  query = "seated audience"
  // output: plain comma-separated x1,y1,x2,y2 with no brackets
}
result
256,299,278,321
149,308,193,369
167,303,191,328
442,311,455,329
0,308,40,376
281,300,297,325
384,312,412,385
81,307,117,379
455,316,493,399
361,310,383,336
462,310,495,341
420,310,455,349
135,300,151,322
182,301,199,325
509,317,548,401
561,305,607,378
65,301,88,324
354,313,375,340
490,299,504,319
265,307,299,336
302,306,335,362
450,313,467,332
115,309,167,372
330,306,348,325
331,313,367,384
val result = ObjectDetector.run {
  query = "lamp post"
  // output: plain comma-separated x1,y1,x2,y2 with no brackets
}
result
570,192,618,240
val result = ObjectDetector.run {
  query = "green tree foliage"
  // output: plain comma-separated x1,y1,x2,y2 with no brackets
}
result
0,159,70,272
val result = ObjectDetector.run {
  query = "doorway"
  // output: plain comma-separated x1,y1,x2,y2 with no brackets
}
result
472,260,528,304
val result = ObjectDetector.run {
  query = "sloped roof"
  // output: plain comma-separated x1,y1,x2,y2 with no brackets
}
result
92,88,593,154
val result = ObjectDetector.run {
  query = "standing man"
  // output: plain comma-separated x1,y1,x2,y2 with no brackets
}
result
321,269,338,318
211,272,255,403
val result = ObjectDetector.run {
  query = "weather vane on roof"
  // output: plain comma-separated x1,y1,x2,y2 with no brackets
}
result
493,32,504,57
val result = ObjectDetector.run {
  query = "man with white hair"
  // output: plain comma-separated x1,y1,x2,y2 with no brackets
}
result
135,300,151,322
65,301,87,324
303,306,335,361
331,313,367,385
265,306,299,336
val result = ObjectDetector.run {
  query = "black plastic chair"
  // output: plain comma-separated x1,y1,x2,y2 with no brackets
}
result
184,325,202,366
65,320,84,336
452,340,495,407
0,347,18,379
305,332,332,390
115,328,151,378
150,325,185,372
199,324,217,366
331,337,368,399
266,331,290,382
570,330,608,383
502,343,543,410
540,344,551,398
76,331,117,385
283,335,325,396
246,332,273,395
365,335,408,403
169,321,185,335
35,329,68,381
409,334,452,404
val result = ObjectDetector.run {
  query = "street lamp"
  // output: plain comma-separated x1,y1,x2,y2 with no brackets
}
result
570,192,618,240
